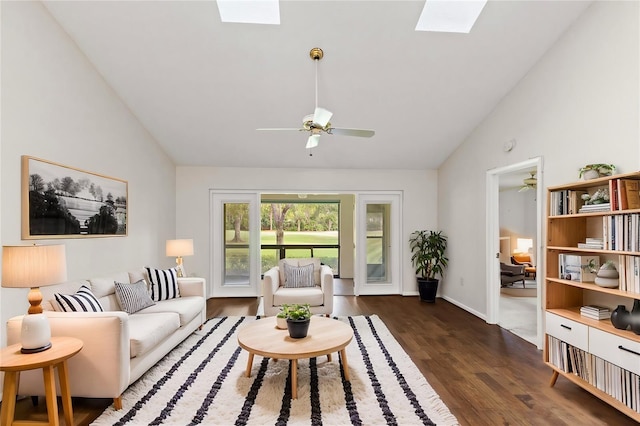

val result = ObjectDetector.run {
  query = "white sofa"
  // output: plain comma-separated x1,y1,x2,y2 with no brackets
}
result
6,270,206,410
262,258,333,317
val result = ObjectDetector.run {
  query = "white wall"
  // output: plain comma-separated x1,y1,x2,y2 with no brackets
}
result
0,1,177,347
438,1,639,316
499,189,537,262
176,167,437,295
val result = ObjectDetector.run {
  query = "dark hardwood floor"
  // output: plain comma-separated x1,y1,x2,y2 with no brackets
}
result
9,295,633,425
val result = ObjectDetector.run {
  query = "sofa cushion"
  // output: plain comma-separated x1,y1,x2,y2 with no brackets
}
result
145,267,180,301
89,272,130,298
137,296,203,327
283,263,315,288
278,258,321,285
273,286,324,307
114,280,155,314
54,285,104,312
127,312,180,358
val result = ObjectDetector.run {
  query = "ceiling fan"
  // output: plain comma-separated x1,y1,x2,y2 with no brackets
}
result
257,48,375,152
519,172,537,192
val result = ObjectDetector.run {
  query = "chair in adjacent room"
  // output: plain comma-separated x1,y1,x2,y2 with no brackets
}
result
262,258,334,317
500,262,526,287
511,253,536,279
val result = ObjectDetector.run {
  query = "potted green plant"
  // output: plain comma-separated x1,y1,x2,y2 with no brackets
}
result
579,164,615,180
285,303,311,338
409,230,448,302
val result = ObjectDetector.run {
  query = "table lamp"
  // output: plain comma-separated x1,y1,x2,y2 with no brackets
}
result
1,244,67,353
166,239,194,278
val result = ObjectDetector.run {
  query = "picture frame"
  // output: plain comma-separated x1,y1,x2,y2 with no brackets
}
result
22,156,128,239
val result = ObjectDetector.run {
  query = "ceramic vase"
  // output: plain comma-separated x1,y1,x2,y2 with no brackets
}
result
631,300,640,335
276,316,288,329
610,305,631,330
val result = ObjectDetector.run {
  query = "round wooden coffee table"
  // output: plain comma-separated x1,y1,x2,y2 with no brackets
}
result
237,316,353,399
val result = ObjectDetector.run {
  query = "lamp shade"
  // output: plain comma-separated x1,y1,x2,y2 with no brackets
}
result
166,239,194,257
2,245,67,288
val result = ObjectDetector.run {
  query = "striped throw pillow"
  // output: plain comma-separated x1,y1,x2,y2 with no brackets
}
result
284,263,315,288
145,267,180,301
55,285,104,312
114,280,155,314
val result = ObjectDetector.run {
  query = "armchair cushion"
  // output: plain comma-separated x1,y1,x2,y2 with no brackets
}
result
283,263,315,288
279,258,321,285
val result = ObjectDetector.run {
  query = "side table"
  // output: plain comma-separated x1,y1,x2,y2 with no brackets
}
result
0,336,83,426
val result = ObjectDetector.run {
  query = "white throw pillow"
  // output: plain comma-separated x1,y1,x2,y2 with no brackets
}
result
145,267,180,301
54,285,104,312
114,280,155,314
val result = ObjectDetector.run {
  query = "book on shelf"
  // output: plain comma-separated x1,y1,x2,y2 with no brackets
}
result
559,253,599,282
614,178,640,210
578,203,611,213
580,305,610,320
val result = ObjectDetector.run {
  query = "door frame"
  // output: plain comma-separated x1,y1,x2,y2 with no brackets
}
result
354,191,402,296
486,157,543,349
210,190,261,298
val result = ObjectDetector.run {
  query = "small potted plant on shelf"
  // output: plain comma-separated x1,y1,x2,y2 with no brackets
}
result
409,230,448,303
579,163,616,180
285,303,311,338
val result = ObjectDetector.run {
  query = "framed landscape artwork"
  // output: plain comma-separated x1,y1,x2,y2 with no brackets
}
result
22,156,128,239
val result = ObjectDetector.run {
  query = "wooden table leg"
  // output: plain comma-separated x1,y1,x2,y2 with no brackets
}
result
43,364,60,426
340,349,350,381
245,352,255,377
57,361,74,426
291,359,298,399
327,353,332,362
1,371,18,426
549,370,559,387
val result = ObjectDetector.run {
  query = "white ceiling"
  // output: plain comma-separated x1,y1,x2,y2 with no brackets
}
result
43,0,591,170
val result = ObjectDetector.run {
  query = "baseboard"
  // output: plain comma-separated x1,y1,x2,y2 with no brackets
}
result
441,295,487,322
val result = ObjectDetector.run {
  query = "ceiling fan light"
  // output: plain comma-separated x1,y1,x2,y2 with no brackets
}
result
313,107,333,128
306,135,320,149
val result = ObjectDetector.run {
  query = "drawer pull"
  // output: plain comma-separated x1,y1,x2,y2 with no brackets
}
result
560,324,572,331
618,345,640,357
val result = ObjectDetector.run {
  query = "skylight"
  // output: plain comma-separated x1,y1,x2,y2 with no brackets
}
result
217,0,280,25
415,0,487,33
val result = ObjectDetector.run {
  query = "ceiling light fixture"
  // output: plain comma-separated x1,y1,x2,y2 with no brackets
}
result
416,0,487,33
217,0,280,25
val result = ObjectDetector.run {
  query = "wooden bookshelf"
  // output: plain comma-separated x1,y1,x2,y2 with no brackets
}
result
545,171,640,421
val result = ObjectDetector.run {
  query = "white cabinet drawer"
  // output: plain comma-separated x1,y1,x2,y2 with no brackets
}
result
589,328,640,375
545,312,589,351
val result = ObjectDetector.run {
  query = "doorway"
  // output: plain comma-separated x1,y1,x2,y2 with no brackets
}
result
486,158,543,349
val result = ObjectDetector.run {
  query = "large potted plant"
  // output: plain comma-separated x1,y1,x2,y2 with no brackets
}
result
409,230,448,302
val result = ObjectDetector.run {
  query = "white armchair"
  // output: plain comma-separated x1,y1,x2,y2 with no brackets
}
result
262,258,333,317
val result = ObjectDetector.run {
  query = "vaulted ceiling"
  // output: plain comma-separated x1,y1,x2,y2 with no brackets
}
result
43,0,591,170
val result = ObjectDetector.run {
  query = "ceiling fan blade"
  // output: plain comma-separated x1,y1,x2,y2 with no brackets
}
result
256,128,304,132
306,134,320,149
313,107,333,128
329,128,375,137
518,185,531,192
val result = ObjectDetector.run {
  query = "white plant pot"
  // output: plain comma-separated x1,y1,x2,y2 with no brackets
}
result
582,170,600,180
276,317,288,329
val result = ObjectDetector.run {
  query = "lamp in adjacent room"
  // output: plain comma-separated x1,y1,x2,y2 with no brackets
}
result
166,239,194,278
1,244,67,353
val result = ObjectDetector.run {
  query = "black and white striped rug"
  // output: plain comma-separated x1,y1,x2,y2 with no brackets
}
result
92,315,458,425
